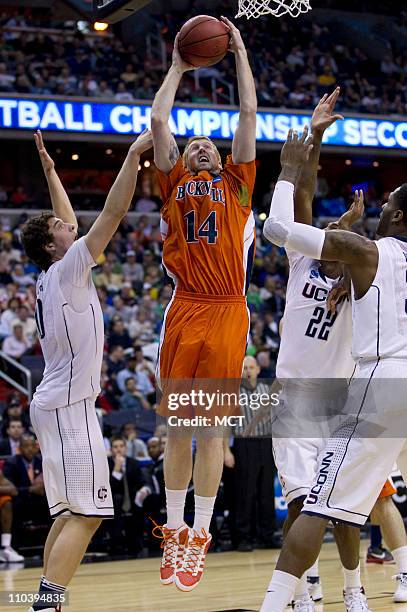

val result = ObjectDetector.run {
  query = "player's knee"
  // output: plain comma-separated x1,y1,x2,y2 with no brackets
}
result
284,527,316,565
195,433,223,452
85,517,103,532
71,515,102,532
334,521,359,542
165,432,192,452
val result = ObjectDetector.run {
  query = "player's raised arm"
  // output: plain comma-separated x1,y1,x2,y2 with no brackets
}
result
85,129,152,262
151,34,195,174
295,88,343,225
318,221,376,265
220,16,256,164
264,129,378,293
34,130,78,232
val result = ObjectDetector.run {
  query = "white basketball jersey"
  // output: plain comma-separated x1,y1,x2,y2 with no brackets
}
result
277,249,354,380
352,237,407,360
33,237,104,410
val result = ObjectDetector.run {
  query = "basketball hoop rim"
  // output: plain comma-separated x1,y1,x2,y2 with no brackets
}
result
235,0,312,20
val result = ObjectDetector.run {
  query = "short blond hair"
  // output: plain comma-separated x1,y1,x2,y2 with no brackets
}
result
182,136,221,169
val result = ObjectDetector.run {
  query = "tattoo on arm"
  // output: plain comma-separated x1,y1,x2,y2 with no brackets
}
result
169,136,180,166
323,230,374,265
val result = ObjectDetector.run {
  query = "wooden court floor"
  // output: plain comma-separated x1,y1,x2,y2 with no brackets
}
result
0,540,406,611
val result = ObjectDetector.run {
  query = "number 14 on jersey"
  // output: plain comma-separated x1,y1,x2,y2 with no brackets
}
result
184,210,218,245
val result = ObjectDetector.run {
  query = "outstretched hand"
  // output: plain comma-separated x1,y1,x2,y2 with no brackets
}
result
34,129,55,175
311,87,344,134
220,16,245,54
129,128,153,156
337,190,365,230
280,125,314,171
172,32,196,73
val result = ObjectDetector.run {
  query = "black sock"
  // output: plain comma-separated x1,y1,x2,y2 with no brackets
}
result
32,577,66,611
370,525,382,549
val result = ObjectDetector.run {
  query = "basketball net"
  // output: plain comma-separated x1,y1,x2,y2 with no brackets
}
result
236,0,311,19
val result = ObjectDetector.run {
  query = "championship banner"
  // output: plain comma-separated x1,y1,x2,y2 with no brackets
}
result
1,97,407,148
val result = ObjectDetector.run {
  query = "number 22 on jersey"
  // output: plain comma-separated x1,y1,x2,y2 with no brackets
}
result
305,306,338,341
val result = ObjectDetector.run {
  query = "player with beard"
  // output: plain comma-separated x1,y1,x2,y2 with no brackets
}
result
262,91,370,612
260,126,407,611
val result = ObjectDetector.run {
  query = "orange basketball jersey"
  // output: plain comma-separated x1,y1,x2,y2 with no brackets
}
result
156,155,256,296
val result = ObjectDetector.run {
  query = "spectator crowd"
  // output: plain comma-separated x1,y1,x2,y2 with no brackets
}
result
1,4,407,114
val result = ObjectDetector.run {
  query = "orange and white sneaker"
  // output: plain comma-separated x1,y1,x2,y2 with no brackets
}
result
152,521,189,585
175,528,212,592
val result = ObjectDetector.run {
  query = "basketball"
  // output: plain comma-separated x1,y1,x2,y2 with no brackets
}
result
178,15,230,68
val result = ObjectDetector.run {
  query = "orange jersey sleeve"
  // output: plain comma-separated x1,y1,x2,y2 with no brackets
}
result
222,155,257,210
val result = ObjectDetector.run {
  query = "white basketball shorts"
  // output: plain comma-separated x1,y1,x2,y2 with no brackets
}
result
273,437,327,505
302,358,407,526
30,397,114,519
272,380,349,505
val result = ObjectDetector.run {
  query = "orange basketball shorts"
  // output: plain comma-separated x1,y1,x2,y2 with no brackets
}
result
379,478,397,499
157,291,249,419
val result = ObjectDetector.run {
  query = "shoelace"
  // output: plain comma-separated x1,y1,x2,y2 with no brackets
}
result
151,519,179,568
180,529,209,576
293,600,314,611
344,589,369,612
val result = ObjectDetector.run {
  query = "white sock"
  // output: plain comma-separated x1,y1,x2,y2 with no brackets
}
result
392,546,407,574
260,570,299,612
294,573,309,599
193,495,216,533
1,533,11,548
307,558,319,579
343,563,362,589
165,488,187,529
